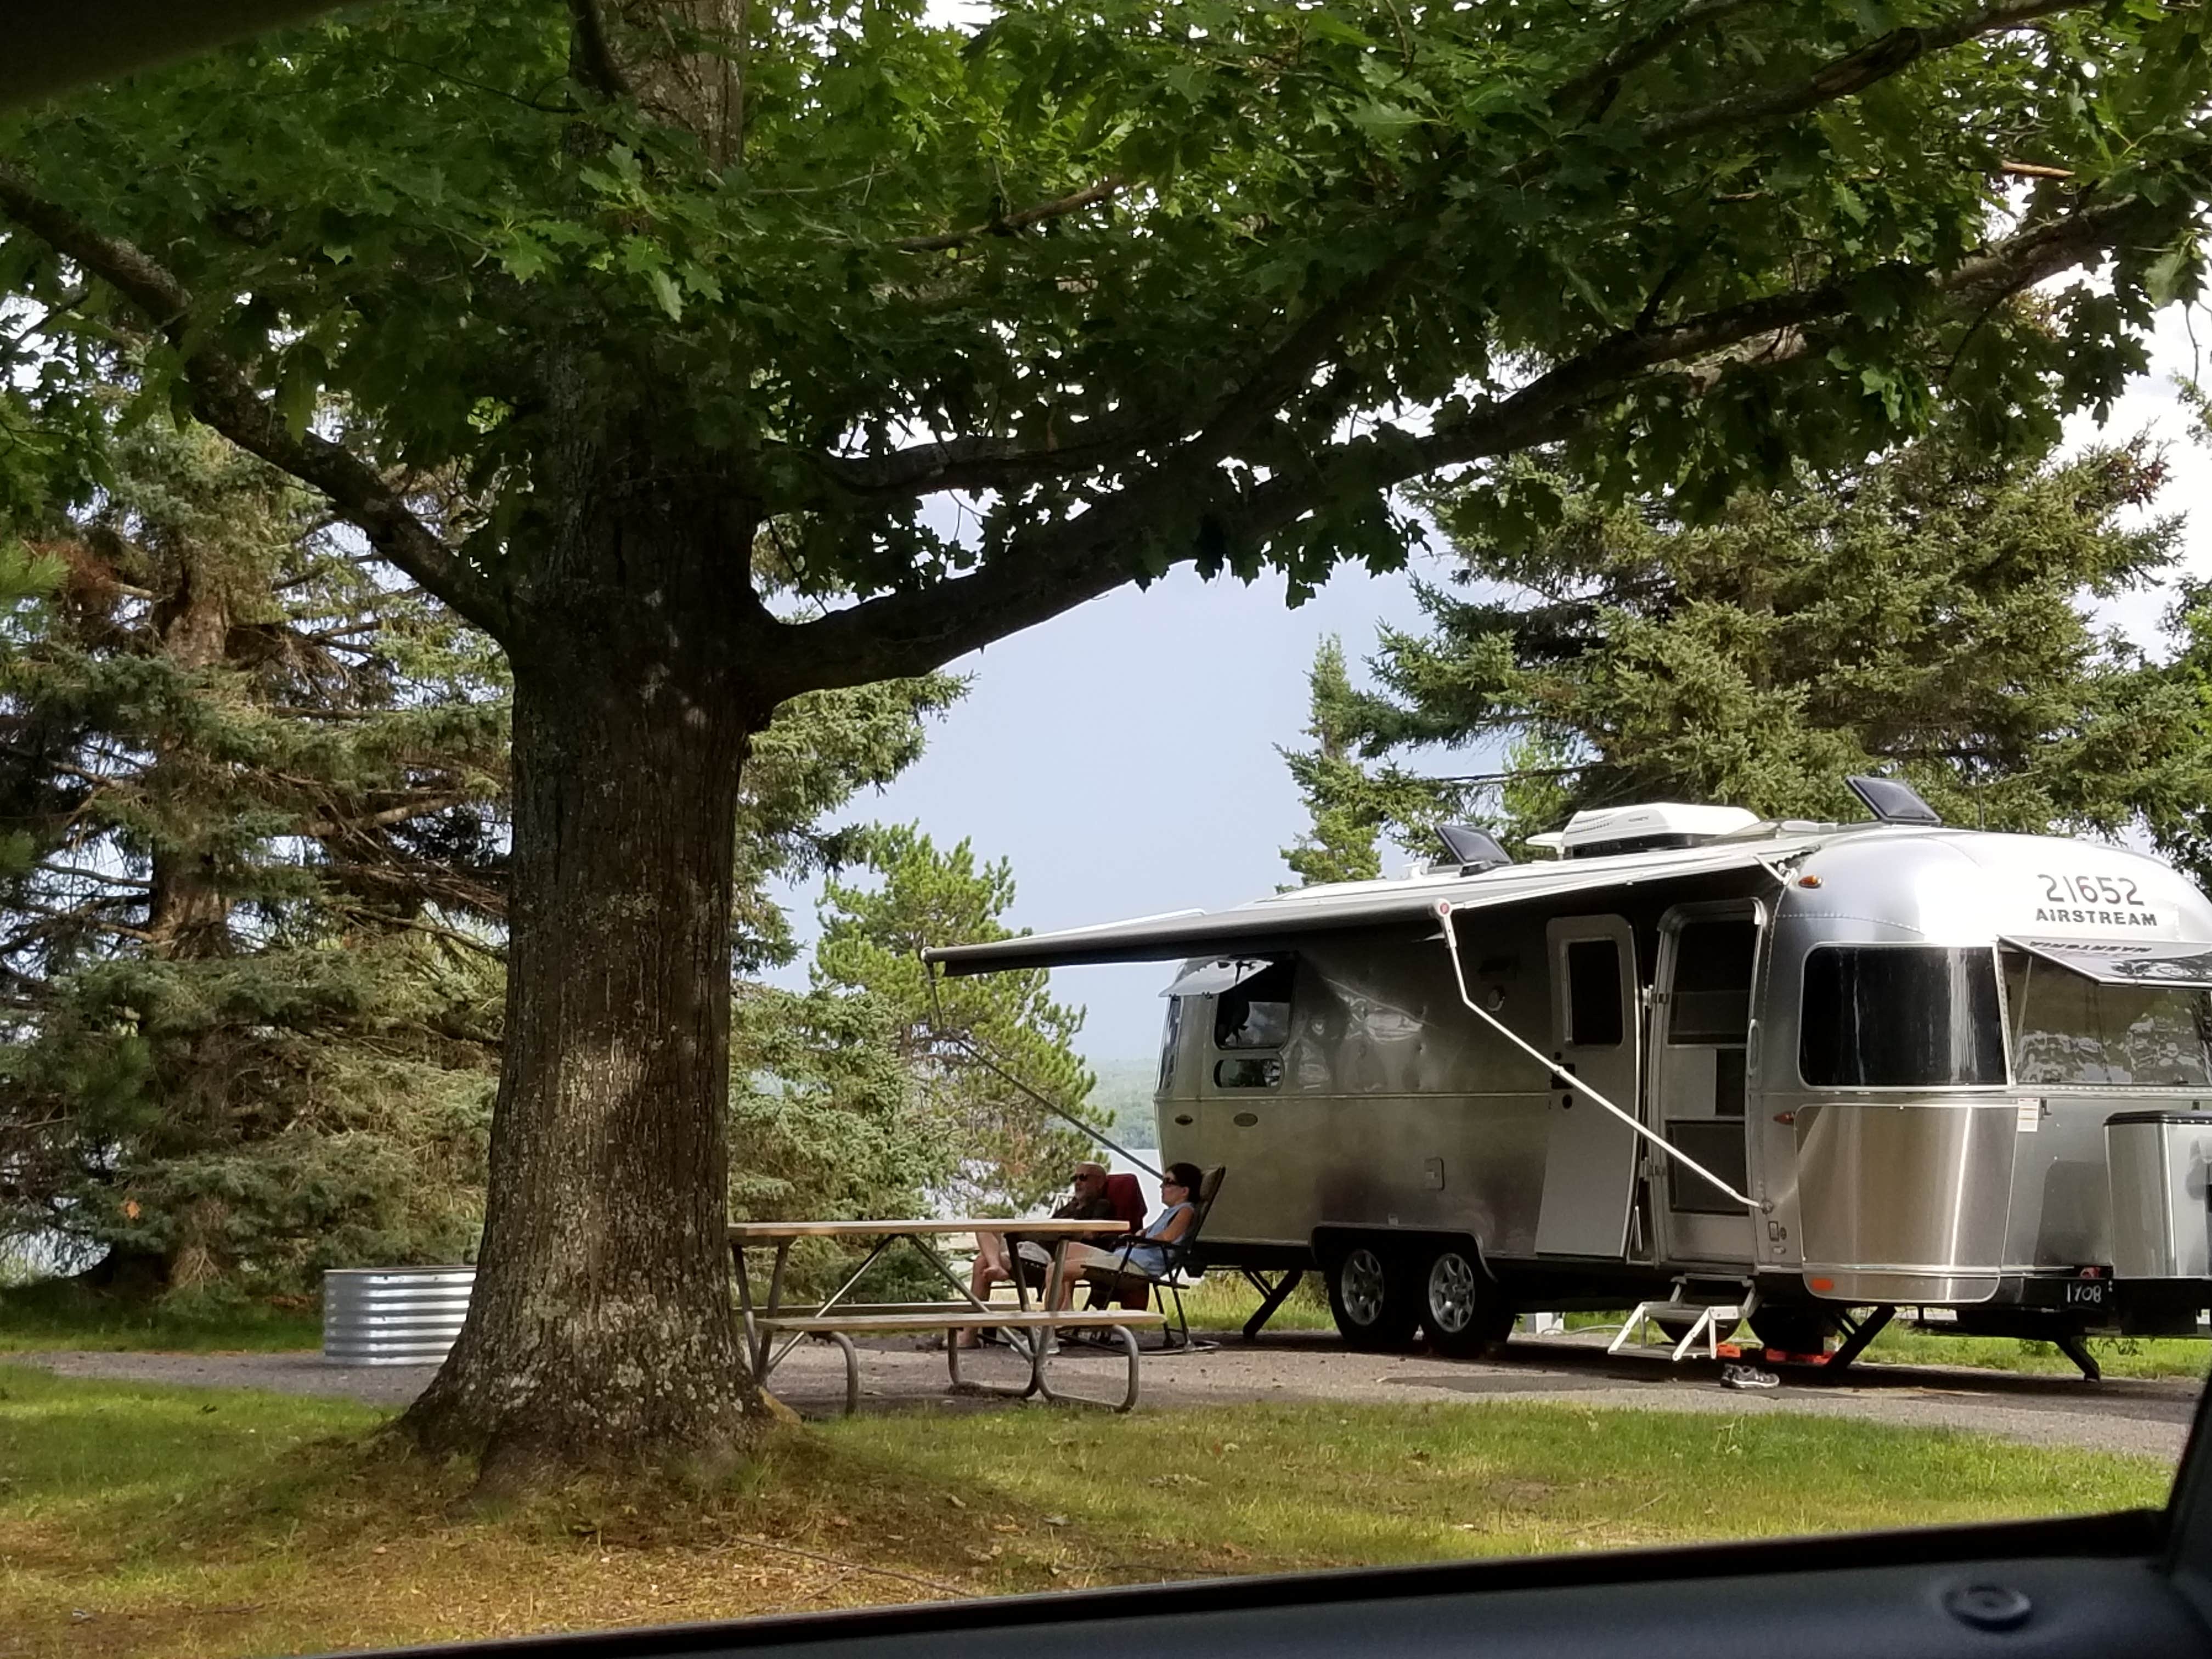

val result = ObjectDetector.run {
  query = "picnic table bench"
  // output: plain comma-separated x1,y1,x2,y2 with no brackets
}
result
729,1218,1165,1413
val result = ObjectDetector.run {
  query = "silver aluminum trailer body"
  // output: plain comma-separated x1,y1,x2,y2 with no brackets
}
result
926,821,2212,1350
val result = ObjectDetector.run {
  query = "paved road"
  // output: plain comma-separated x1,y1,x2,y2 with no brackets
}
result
15,1331,2203,1463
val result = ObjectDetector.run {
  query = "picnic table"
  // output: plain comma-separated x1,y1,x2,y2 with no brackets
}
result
727,1218,1165,1414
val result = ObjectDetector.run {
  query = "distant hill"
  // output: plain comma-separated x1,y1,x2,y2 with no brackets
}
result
1087,1059,1160,1150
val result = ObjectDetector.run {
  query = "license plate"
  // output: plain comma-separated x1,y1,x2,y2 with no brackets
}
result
2063,1280,2109,1309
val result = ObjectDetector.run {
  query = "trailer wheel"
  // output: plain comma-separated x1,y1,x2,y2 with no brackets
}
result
1327,1244,1419,1350
1421,1245,1511,1359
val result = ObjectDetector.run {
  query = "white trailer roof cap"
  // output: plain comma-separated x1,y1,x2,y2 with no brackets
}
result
2002,936,2212,989
1526,802,1762,857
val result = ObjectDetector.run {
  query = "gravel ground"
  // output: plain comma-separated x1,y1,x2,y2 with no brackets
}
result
14,1330,2203,1464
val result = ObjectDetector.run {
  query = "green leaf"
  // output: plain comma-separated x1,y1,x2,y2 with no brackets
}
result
273,356,319,441
648,268,684,322
2145,239,2200,308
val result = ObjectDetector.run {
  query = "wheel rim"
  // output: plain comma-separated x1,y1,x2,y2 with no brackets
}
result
1340,1248,1388,1327
1427,1252,1479,1334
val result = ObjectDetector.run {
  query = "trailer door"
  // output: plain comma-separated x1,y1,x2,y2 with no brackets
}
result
1651,903,1760,1266
1535,916,1641,1258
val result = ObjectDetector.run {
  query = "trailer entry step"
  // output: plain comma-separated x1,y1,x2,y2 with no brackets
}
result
1609,1280,1759,1363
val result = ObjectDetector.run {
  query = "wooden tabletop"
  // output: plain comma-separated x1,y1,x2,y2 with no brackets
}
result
727,1217,1127,1241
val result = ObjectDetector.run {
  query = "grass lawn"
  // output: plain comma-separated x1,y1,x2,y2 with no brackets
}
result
0,1279,322,1354
0,1362,2175,1659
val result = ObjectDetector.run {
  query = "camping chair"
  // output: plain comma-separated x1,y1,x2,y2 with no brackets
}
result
1079,1165,1225,1350
1095,1173,1152,1312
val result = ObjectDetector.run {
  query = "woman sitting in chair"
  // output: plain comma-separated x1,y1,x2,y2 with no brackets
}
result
1053,1163,1203,1308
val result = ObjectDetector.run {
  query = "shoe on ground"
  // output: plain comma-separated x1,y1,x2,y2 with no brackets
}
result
1720,1363,1780,1390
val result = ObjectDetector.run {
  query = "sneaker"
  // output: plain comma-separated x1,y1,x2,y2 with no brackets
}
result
1720,1364,1780,1390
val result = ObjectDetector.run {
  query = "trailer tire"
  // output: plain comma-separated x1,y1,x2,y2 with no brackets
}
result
1420,1245,1513,1359
1325,1244,1420,1351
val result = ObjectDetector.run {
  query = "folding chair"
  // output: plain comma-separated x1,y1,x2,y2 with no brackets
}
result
1081,1165,1225,1350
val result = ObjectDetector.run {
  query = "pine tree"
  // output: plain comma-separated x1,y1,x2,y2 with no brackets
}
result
0,417,509,1295
0,422,984,1295
813,825,1099,1214
1280,639,1385,887
1295,433,2212,853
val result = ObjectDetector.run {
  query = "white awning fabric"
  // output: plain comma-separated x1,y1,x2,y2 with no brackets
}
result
2000,936,2212,989
924,837,1816,977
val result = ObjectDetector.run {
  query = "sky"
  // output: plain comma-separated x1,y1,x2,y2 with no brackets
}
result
776,306,2212,1067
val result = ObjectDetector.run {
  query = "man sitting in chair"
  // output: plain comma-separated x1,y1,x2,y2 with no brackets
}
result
960,1161,1119,1349
1052,1162,1203,1309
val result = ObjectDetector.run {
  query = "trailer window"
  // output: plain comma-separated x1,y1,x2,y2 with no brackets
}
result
1669,919,1757,1043
1214,1057,1282,1089
1215,960,1293,1049
1565,939,1623,1047
2004,952,2212,1088
1799,946,2005,1087
1157,996,1183,1093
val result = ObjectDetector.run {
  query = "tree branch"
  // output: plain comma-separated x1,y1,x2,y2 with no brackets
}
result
806,0,2107,507
566,0,635,101
784,187,2169,692
0,162,510,639
1632,0,2089,156
1549,0,1765,120
1230,191,2171,539
297,793,473,839
894,177,1127,253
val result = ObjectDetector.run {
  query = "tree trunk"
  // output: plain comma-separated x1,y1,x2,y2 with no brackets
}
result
146,551,233,957
399,476,768,1480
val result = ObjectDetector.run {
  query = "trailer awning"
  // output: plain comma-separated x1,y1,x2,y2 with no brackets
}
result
2001,936,2212,989
924,837,1818,977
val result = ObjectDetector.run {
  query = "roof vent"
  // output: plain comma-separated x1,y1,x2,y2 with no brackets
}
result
1845,774,1942,826
1435,823,1513,873
1527,803,1760,860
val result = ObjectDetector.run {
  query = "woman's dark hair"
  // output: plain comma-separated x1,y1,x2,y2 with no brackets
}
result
1162,1163,1204,1199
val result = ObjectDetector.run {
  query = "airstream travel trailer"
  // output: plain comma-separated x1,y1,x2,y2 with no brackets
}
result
924,781,2212,1372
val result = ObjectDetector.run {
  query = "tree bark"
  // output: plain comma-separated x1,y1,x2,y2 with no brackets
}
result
146,548,234,957
400,476,768,1479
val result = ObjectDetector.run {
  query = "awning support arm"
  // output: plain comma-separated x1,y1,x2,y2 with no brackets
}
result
1436,904,1769,1216
919,952,1165,1181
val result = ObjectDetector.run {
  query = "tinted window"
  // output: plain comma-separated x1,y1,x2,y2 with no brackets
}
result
1565,939,1623,1047
1670,920,1757,1043
1215,960,1293,1049
1156,996,1183,1093
1801,946,2005,1087
2004,952,2212,1087
1214,1056,1282,1089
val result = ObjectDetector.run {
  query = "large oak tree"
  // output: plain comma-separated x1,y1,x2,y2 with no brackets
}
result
1,0,2205,1474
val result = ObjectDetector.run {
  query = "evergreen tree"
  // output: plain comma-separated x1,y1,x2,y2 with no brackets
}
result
0,418,510,1295
813,825,1099,1214
1280,639,1384,887
0,423,979,1294
1293,433,2212,854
